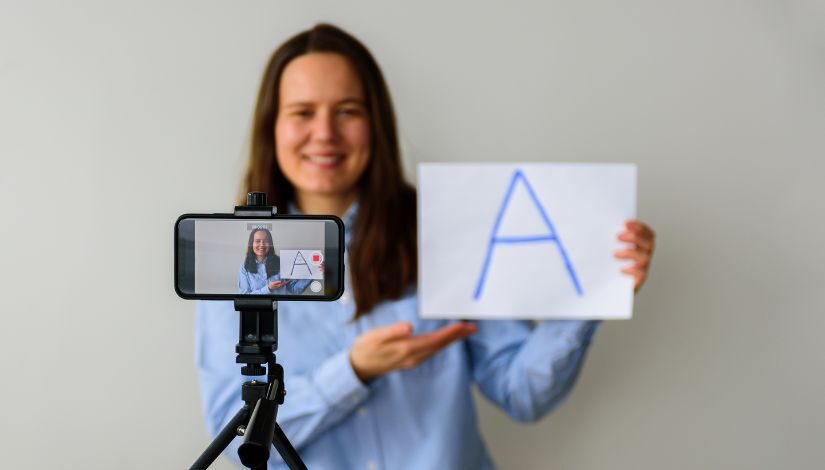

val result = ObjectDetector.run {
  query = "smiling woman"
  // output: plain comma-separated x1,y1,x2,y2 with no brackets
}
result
197,23,655,470
275,53,371,210
237,228,295,295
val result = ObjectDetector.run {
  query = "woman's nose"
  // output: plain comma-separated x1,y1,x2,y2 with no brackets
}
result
311,110,336,142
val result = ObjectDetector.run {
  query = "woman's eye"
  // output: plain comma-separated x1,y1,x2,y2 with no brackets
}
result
337,108,361,116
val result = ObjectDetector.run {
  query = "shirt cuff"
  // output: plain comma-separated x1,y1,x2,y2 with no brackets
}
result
313,348,371,410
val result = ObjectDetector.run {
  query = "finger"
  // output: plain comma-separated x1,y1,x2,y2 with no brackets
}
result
613,248,651,268
617,230,654,252
621,266,648,291
406,323,477,356
625,220,655,237
371,321,414,343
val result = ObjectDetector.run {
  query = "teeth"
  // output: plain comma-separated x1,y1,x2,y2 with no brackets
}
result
306,155,342,165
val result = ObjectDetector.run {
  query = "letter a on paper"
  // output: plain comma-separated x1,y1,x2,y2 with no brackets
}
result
473,170,583,300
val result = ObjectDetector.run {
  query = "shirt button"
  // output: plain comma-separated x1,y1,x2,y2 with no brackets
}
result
357,407,367,417
367,461,377,470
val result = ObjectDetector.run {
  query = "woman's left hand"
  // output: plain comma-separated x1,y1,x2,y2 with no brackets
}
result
614,220,656,293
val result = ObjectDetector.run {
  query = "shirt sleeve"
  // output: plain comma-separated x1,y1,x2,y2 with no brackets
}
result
195,301,371,465
238,265,248,294
287,279,311,294
274,348,371,447
466,319,600,423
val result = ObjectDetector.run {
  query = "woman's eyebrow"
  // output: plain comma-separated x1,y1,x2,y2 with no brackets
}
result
336,97,365,106
282,101,312,108
282,97,364,108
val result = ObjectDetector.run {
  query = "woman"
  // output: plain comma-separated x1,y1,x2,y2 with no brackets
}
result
197,23,655,469
238,228,292,294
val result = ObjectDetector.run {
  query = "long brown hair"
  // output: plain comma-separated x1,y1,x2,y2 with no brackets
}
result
241,23,417,318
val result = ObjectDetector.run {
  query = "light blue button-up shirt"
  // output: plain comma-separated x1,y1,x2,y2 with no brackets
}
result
196,204,599,470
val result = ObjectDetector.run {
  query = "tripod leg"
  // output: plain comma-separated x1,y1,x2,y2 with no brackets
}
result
190,407,249,470
272,423,308,470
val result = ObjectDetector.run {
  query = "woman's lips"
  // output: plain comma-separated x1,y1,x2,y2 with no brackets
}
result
303,153,344,168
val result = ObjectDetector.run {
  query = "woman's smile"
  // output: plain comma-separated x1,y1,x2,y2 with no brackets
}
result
302,152,345,169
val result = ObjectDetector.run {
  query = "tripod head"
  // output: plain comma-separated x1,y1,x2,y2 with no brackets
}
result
234,298,279,377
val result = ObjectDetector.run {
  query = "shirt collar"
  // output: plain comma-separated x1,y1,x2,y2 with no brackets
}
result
341,200,359,228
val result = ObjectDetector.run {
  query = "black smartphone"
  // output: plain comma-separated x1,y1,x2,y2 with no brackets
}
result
174,214,344,300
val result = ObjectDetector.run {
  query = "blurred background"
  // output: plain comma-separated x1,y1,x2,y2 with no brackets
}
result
1,0,823,468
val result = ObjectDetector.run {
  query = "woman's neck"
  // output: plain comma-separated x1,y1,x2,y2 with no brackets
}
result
295,190,357,217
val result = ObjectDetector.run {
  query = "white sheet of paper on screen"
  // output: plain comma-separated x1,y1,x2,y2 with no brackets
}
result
279,249,325,280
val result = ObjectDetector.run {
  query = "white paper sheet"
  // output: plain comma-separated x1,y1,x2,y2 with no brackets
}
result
419,163,636,320
279,249,324,280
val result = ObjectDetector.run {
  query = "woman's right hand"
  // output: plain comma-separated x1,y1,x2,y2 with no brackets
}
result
268,279,290,290
349,321,477,382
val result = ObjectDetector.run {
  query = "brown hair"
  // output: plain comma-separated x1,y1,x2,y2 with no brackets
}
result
240,23,417,318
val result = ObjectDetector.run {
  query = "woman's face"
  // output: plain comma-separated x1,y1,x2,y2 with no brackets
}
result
275,52,371,202
252,231,271,259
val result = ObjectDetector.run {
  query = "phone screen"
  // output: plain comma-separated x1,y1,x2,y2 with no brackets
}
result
175,215,344,300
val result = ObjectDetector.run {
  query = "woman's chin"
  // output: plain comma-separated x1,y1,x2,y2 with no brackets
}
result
297,182,355,198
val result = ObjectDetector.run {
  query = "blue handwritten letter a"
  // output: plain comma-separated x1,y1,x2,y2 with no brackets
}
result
473,170,583,300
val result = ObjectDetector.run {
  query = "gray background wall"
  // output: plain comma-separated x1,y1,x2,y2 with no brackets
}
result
1,0,823,468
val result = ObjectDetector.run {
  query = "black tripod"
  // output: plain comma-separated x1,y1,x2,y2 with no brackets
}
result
189,299,308,470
